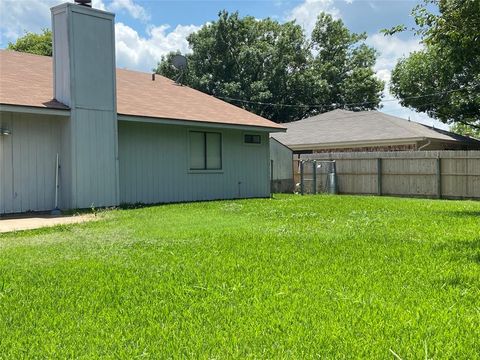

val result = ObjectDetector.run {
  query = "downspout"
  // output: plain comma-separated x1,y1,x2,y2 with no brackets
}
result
418,138,431,151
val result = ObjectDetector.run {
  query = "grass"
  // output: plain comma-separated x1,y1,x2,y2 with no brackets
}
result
0,194,479,358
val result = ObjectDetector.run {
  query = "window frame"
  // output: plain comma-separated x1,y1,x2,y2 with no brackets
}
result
243,133,263,146
188,130,223,173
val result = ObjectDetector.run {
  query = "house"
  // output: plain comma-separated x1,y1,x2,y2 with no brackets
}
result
0,1,285,214
269,138,294,193
272,109,480,154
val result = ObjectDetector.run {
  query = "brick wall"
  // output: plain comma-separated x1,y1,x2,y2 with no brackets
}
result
312,143,417,153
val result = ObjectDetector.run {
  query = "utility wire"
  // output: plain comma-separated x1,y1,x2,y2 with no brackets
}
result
215,84,479,109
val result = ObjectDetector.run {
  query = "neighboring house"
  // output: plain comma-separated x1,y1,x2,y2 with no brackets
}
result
0,2,284,214
272,109,480,154
269,138,293,193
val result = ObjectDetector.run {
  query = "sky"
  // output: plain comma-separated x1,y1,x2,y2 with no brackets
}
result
0,0,447,129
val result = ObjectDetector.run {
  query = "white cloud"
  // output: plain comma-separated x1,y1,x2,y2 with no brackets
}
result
286,0,340,35
0,0,59,44
93,0,107,11
367,33,422,72
115,22,200,72
0,0,146,45
367,33,447,129
0,0,199,73
108,0,150,22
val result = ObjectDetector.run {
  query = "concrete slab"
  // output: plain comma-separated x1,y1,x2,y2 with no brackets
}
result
0,214,95,233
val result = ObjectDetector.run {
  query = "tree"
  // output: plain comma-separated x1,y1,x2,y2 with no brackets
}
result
450,123,480,138
308,13,384,114
7,29,52,56
387,0,480,130
156,11,383,122
158,12,315,122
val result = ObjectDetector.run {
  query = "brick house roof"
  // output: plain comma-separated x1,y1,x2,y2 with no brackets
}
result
272,109,480,149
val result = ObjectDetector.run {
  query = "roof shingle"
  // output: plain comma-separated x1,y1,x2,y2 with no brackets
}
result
272,109,479,146
0,50,284,130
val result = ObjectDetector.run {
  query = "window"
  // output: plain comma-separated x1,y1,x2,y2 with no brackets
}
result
189,131,222,170
244,134,261,144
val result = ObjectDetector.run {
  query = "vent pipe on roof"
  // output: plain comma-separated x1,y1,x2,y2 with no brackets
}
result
74,0,92,7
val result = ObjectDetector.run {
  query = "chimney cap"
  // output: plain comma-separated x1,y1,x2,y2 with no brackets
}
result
74,0,92,7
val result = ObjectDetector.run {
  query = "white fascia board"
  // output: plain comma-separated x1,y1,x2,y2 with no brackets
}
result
287,137,427,150
117,114,286,133
0,104,70,117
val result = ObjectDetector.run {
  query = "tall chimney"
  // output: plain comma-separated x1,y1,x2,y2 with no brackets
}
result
51,2,119,209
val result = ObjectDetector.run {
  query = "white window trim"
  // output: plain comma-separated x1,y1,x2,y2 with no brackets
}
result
187,128,224,174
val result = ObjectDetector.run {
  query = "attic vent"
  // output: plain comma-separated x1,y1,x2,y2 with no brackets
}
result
75,0,92,7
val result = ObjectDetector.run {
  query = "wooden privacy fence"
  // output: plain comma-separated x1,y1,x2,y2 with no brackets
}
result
294,151,480,200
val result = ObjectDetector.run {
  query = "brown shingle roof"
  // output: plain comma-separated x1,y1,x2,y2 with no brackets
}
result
0,50,68,110
0,50,284,130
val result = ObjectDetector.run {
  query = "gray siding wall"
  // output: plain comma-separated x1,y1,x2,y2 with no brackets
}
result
68,109,118,208
269,138,294,193
0,112,64,214
118,121,270,204
270,138,293,180
52,3,119,209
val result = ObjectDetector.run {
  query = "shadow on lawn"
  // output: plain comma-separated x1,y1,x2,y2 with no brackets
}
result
432,238,480,289
438,210,480,218
435,238,480,265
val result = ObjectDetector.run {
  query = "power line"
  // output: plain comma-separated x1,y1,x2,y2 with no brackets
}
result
215,84,479,110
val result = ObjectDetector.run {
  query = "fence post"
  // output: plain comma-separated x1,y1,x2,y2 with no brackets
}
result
377,158,382,196
312,161,317,195
270,159,274,197
436,157,442,199
331,160,338,194
300,161,305,195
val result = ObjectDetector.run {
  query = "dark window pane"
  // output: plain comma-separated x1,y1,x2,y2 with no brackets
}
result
245,134,261,144
190,131,205,169
206,132,222,169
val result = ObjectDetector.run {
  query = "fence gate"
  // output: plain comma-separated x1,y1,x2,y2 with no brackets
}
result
294,159,338,195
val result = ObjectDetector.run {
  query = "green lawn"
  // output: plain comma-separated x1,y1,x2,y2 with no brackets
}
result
0,195,479,358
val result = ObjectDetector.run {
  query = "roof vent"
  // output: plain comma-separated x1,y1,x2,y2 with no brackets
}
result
74,0,92,7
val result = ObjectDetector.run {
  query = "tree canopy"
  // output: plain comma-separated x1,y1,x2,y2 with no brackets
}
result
450,123,480,138
387,0,480,130
7,29,52,56
6,12,385,123
156,11,384,122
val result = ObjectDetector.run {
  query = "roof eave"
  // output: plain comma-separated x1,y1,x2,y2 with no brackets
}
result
0,103,70,116
282,137,429,151
118,114,286,132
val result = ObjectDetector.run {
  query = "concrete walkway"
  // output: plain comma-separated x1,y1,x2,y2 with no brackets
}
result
0,214,95,233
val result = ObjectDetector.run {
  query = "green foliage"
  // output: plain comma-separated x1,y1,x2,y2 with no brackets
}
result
7,29,52,56
389,0,480,129
450,122,480,138
156,12,384,122
381,24,407,36
0,195,479,358
309,14,384,114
